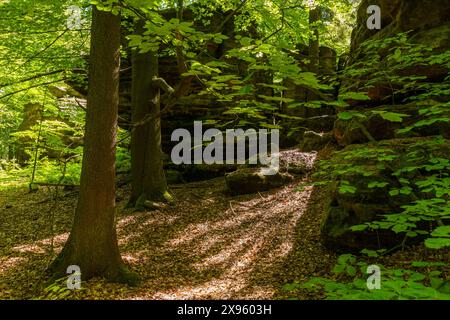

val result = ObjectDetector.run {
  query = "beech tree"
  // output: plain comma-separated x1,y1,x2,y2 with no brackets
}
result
128,21,175,209
48,5,138,284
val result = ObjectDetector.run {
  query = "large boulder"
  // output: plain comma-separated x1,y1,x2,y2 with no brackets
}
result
226,168,294,195
225,149,315,195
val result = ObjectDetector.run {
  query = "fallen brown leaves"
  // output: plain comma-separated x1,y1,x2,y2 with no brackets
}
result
0,153,338,300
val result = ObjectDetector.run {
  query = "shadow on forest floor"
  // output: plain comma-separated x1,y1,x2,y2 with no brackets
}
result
0,158,337,300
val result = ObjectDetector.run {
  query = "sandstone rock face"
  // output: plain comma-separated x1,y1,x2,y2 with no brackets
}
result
351,0,450,56
334,102,450,147
279,45,338,149
321,138,450,250
322,0,450,250
281,114,336,148
342,0,450,105
300,131,334,152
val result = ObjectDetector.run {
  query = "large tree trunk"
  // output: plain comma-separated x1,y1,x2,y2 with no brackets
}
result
49,7,137,284
129,22,170,209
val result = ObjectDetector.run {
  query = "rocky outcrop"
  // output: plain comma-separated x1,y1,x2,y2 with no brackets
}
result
281,45,338,148
334,102,450,147
321,0,450,250
224,149,316,195
300,131,334,152
342,0,450,105
14,103,43,163
226,168,294,195
350,0,450,57
321,137,450,250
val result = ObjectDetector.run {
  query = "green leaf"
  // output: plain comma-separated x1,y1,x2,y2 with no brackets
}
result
389,190,400,196
339,181,357,194
282,283,302,292
431,226,450,238
392,224,409,233
411,261,446,268
339,92,370,101
368,181,389,189
351,224,369,232
361,249,379,257
338,111,366,121
239,37,253,46
425,238,450,249
346,265,357,276
372,111,409,123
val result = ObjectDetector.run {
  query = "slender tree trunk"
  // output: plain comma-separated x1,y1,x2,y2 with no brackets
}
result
49,7,138,284
308,7,321,75
129,22,170,209
307,6,321,103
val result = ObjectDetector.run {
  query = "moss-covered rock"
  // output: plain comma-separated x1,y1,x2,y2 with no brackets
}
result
225,168,294,195
320,137,450,250
300,131,334,152
182,164,238,182
333,102,450,146
350,0,450,58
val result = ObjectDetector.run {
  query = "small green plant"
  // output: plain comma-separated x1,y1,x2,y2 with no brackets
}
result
33,276,84,300
283,252,450,300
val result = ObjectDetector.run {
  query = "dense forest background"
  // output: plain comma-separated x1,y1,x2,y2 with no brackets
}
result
0,0,449,300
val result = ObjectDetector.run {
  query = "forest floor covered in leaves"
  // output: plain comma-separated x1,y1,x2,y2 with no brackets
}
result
0,150,339,300
0,150,445,300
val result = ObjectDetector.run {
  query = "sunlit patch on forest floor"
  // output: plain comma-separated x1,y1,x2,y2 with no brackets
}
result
121,178,330,300
0,150,339,299
1,148,446,300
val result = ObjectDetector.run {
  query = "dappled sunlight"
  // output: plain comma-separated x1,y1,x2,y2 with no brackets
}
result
116,209,180,247
151,232,276,299
0,153,319,300
0,232,69,279
192,229,267,270
116,210,179,229
1,0,447,302
12,244,47,255
0,257,27,275
123,175,315,300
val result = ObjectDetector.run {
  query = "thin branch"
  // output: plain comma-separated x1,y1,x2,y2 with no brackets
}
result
0,69,66,88
117,0,159,26
31,182,80,187
13,29,69,72
74,98,87,111
217,0,250,32
263,3,286,41
0,28,90,35
152,76,175,94
0,78,67,100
